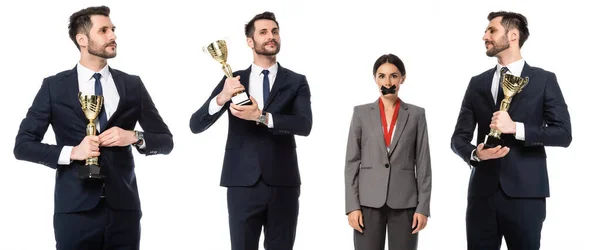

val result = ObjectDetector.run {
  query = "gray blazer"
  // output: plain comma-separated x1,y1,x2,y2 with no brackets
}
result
345,99,432,216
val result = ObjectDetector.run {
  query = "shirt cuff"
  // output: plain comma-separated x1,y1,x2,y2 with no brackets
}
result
138,139,146,149
58,146,73,165
208,96,224,115
515,122,525,141
470,149,478,161
267,113,274,128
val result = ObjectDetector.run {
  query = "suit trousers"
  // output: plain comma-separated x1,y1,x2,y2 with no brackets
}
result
466,186,546,250
53,198,142,250
227,178,301,250
354,205,418,250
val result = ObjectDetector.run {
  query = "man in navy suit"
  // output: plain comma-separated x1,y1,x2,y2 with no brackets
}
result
451,11,572,250
190,11,312,250
13,6,173,250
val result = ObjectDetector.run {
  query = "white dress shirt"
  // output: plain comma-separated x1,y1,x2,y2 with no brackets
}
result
57,63,121,165
208,63,278,128
472,59,526,161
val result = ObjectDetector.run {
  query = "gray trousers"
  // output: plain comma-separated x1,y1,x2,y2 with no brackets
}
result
354,205,418,250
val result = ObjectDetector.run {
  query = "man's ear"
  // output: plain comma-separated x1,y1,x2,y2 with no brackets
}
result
509,29,519,44
246,37,254,49
76,33,88,48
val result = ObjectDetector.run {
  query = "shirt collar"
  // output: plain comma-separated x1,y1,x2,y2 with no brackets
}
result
77,62,110,82
251,62,278,77
496,58,525,77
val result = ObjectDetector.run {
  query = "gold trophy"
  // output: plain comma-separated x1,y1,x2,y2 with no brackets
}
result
484,74,529,148
78,92,105,179
203,40,252,105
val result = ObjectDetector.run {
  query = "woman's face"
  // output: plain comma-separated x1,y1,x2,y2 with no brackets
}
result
375,62,404,96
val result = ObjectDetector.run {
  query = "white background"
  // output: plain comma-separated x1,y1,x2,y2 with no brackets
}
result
0,0,597,249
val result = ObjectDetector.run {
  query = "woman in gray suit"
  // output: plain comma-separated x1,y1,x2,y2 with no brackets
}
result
345,54,432,250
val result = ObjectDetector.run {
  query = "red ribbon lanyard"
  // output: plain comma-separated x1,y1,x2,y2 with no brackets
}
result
379,98,400,147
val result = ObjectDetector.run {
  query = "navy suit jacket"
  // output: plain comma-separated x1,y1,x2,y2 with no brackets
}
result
14,66,173,214
451,62,572,198
190,63,312,187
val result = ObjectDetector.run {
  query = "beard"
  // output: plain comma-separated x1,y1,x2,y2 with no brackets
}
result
253,38,280,56
88,38,116,59
485,34,509,57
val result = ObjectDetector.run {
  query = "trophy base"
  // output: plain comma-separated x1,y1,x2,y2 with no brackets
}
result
232,93,252,106
78,164,105,180
484,135,504,149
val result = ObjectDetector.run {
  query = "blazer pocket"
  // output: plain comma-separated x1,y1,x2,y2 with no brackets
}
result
360,165,373,170
400,163,415,170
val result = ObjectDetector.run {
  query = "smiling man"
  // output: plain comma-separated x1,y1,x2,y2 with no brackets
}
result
450,11,572,250
190,11,312,250
14,5,173,249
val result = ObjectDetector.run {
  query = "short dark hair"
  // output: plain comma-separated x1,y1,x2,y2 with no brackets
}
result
68,6,110,50
244,11,279,38
488,11,529,48
373,54,406,76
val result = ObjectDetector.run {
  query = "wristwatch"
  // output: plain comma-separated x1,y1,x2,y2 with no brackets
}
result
257,111,267,125
133,130,144,146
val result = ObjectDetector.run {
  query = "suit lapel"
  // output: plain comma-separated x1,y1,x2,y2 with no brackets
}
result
389,101,409,155
507,62,531,114
483,67,497,109
239,66,252,95
65,66,88,125
264,63,289,110
104,67,127,129
368,100,388,155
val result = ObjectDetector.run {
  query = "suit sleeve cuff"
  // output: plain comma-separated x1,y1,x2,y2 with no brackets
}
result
208,96,223,115
515,122,525,141
58,146,73,165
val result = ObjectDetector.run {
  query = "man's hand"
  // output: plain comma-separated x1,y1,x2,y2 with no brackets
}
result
71,136,100,161
347,210,364,233
217,76,245,106
412,213,428,234
475,143,510,161
230,96,261,121
99,127,137,147
490,111,516,134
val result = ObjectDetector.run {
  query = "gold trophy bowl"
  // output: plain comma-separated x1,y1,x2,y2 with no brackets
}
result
78,92,105,179
484,74,529,148
203,40,252,105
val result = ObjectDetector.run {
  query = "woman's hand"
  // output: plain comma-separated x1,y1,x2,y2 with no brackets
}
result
412,212,428,234
347,209,364,233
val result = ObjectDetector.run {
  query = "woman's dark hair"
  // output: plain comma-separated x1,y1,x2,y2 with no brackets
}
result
373,54,406,76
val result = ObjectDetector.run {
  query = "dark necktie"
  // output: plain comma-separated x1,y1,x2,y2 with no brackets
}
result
93,73,108,131
496,67,509,108
262,69,270,107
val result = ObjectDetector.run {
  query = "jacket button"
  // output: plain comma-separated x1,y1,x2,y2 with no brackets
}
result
385,164,390,168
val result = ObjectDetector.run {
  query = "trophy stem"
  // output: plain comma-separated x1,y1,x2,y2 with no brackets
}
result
85,121,97,166
488,128,502,138
499,97,512,112
85,121,98,166
221,63,233,78
86,121,96,136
